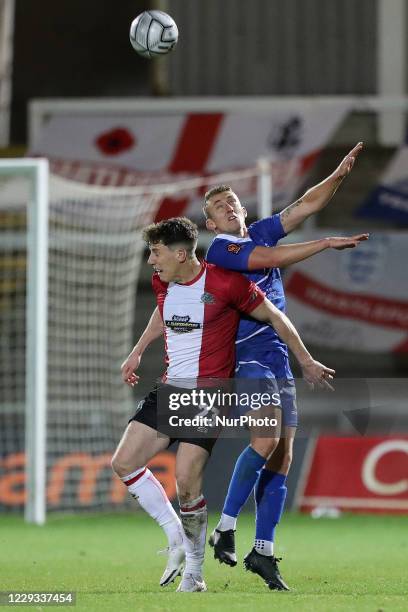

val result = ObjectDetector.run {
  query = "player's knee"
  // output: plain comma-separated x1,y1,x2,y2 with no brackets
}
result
251,437,279,459
111,451,142,478
111,454,121,476
264,445,293,474
111,453,126,477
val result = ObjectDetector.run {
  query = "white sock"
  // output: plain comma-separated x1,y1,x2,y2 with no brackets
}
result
122,467,183,548
179,495,207,577
216,512,237,532
255,538,273,556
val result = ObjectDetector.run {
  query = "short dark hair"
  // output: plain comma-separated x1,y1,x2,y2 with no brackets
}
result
142,217,198,255
203,184,232,218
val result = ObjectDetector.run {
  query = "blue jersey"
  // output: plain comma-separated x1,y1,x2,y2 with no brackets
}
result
206,214,288,356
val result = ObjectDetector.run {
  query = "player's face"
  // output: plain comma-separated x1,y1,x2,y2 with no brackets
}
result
205,191,247,235
147,242,183,282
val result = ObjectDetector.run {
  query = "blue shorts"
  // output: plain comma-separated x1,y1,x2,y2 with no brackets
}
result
235,350,298,428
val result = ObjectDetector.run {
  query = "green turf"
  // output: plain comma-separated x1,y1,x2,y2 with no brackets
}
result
0,512,407,611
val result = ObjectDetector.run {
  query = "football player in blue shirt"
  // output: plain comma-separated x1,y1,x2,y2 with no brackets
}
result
205,142,366,590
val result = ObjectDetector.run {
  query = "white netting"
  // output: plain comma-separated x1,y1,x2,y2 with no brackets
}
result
47,177,164,511
0,172,163,512
0,166,260,514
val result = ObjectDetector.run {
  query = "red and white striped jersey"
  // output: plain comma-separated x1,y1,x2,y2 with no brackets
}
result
152,261,265,380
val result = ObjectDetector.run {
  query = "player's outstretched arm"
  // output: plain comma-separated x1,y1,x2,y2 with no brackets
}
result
250,299,335,390
121,307,164,387
280,142,363,234
247,233,369,270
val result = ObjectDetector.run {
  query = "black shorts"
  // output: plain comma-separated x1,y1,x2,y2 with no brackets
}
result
129,387,218,455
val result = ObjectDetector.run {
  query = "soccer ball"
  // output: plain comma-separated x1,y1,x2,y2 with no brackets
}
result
129,10,178,59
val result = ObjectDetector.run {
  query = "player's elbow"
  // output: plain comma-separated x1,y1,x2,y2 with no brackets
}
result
251,299,281,325
267,309,288,334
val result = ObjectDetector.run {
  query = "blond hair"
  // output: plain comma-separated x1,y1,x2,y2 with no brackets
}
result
202,184,233,219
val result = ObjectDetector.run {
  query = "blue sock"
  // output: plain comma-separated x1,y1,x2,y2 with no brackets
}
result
222,446,266,518
255,470,287,544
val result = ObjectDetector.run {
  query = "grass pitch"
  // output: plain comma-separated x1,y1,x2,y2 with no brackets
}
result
0,512,407,611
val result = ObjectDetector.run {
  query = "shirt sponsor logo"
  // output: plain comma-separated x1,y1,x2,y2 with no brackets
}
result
165,314,202,333
227,243,241,254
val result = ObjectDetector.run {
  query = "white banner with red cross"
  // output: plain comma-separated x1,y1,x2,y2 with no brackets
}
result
29,103,348,220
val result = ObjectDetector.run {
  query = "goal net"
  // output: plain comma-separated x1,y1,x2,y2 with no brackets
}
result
0,159,260,522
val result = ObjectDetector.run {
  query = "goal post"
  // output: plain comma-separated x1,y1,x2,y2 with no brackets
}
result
0,158,49,525
25,159,49,525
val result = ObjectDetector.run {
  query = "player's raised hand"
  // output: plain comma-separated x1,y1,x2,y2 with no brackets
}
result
328,233,369,250
333,142,363,180
121,350,141,387
301,359,335,391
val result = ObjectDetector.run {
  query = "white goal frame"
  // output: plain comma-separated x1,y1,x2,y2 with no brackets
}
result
0,158,49,525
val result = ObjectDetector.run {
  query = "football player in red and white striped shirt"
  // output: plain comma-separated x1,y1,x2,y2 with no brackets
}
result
112,217,334,592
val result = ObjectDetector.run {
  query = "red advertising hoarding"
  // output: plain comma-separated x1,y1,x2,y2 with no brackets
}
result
299,436,408,514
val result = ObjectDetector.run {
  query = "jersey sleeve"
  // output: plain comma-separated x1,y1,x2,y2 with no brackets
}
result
249,214,286,246
228,271,265,314
206,237,256,271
